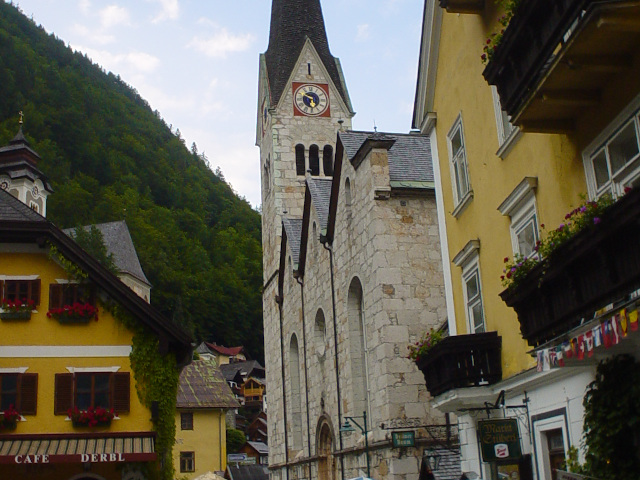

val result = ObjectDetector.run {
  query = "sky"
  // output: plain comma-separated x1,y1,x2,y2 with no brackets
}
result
10,0,425,208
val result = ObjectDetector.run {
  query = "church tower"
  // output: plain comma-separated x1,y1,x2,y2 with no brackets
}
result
257,0,354,286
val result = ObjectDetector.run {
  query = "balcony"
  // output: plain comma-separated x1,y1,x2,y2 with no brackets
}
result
416,332,502,398
439,0,484,14
500,188,640,347
483,0,640,133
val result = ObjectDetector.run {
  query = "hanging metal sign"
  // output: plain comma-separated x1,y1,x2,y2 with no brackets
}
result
478,419,522,462
391,431,415,447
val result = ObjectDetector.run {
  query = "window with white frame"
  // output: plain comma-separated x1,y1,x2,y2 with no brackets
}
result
453,241,486,334
499,177,540,259
491,87,518,151
463,265,485,334
584,104,640,199
447,116,471,206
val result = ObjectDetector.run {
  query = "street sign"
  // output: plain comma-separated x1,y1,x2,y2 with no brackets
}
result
392,431,415,447
478,419,522,462
227,453,248,462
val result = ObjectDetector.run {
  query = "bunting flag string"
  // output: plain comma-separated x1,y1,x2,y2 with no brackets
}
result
536,307,639,370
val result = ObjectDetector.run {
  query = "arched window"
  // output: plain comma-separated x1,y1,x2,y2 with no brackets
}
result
323,145,334,176
309,145,320,176
295,144,306,176
347,277,369,419
289,334,303,450
315,309,327,359
345,178,352,206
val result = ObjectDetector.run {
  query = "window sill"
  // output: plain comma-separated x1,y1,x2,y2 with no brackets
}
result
452,190,474,218
496,128,522,159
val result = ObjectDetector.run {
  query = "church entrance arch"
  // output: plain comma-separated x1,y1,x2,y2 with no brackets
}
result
317,416,336,480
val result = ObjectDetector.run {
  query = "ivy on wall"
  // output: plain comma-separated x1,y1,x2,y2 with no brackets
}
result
582,355,640,480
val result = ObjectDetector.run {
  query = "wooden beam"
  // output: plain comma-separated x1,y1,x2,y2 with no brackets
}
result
541,90,600,107
518,119,575,134
597,14,640,32
564,54,632,73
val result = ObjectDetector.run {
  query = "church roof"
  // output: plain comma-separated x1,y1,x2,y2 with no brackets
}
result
264,0,350,108
0,188,47,222
306,177,332,233
0,127,53,193
64,220,150,285
282,217,303,266
339,130,435,185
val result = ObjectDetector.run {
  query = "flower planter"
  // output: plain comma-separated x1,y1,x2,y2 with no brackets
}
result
1,420,17,431
416,332,502,397
72,419,112,428
0,311,32,321
501,188,640,347
56,315,94,324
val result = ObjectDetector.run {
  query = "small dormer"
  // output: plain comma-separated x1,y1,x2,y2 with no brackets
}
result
0,118,53,217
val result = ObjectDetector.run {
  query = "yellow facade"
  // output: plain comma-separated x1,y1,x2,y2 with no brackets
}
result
422,7,640,378
0,251,151,434
173,409,228,478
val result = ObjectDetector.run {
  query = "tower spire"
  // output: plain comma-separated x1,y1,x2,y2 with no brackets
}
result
264,0,350,108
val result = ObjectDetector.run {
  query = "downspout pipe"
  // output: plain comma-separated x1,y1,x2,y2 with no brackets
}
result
295,275,313,458
321,238,345,480
275,294,290,480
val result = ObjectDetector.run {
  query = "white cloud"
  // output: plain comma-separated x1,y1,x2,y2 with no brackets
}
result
356,24,370,42
187,29,255,58
78,0,91,15
76,46,161,74
148,0,180,23
99,5,131,28
72,24,115,45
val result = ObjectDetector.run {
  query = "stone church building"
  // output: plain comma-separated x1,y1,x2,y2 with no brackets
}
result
257,2,459,480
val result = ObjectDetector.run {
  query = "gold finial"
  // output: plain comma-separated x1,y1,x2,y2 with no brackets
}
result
18,111,24,126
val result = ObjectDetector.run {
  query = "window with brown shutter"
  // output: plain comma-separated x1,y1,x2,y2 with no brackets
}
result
111,372,130,413
49,283,95,309
1,279,41,306
54,373,73,415
54,372,130,414
0,373,38,415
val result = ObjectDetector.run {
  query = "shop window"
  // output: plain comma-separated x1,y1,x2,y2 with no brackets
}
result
0,279,41,307
0,373,37,414
546,429,566,480
49,283,95,309
54,371,130,414
181,412,194,430
180,452,195,472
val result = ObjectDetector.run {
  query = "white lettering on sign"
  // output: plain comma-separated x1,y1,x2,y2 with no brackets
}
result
80,453,126,463
14,454,50,464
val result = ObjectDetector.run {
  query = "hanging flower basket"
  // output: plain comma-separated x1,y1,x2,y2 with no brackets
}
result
1,405,21,430
47,302,98,324
0,298,35,321
68,406,115,428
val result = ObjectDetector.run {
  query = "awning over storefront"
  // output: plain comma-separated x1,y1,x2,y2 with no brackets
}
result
0,432,157,465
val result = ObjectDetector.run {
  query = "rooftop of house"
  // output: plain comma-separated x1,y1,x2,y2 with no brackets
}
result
64,220,150,285
177,358,240,409
226,464,269,480
219,361,265,382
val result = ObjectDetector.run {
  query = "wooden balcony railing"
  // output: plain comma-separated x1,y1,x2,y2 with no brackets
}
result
416,332,502,398
500,188,640,347
483,0,640,132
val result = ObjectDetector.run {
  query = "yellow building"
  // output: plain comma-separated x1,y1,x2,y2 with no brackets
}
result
174,358,239,479
413,0,640,479
0,128,192,480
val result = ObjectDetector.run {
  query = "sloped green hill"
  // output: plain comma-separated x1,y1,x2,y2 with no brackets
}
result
0,2,264,360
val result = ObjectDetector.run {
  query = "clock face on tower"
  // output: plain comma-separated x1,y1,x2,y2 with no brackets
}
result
293,83,330,117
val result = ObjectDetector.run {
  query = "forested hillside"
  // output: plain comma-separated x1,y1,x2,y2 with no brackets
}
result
0,2,264,360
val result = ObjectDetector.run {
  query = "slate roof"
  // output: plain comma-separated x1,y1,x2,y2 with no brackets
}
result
246,441,268,455
219,361,265,382
282,217,303,266
64,221,150,285
338,130,435,185
176,359,240,409
0,188,47,222
307,177,332,232
226,464,269,480
204,343,245,357
264,0,350,109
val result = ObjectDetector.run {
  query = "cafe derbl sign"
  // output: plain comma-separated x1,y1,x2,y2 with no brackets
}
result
478,419,522,462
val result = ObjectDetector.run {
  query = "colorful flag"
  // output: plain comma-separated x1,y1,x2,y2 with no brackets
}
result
593,325,602,348
543,349,551,371
629,309,639,332
537,351,543,372
585,331,594,357
557,347,564,367
577,335,585,360
564,341,573,358
619,310,629,337
611,316,621,345
603,321,612,348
